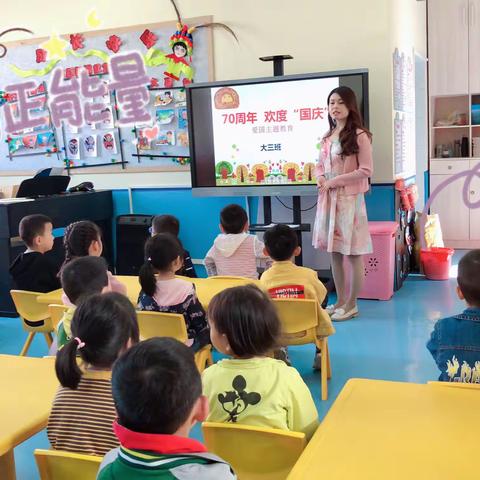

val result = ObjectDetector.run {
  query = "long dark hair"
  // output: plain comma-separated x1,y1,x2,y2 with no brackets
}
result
324,86,372,157
62,221,102,269
55,292,139,389
139,233,183,297
208,284,280,358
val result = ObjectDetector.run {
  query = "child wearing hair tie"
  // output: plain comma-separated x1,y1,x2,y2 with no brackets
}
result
137,233,210,352
47,292,139,456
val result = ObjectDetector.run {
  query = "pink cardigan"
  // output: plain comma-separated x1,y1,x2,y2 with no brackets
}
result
315,129,373,195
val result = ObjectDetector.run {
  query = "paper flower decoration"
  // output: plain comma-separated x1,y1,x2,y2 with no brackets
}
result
140,29,157,49
35,48,47,63
106,35,122,53
69,34,84,51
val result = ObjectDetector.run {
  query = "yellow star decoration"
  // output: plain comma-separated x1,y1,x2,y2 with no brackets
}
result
40,33,69,60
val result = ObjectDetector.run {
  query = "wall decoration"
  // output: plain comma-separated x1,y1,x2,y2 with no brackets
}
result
0,18,214,174
83,134,97,157
67,135,80,159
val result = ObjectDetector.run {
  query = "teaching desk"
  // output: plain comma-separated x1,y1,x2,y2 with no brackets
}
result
287,378,480,480
36,275,260,308
0,355,58,480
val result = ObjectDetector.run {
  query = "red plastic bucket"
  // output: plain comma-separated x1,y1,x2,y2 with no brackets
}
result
420,247,455,280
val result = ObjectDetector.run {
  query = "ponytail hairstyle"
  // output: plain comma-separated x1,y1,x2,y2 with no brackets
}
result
139,233,183,297
55,292,139,389
324,86,372,157
62,221,102,269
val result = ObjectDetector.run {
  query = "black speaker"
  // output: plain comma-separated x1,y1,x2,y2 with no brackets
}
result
115,215,153,275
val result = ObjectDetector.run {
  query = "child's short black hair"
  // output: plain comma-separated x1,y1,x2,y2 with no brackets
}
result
19,214,52,247
112,337,202,434
263,224,298,261
61,256,109,304
458,249,480,306
208,284,279,357
152,215,180,236
220,204,248,234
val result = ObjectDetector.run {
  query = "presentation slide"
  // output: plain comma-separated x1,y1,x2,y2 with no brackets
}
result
210,76,339,187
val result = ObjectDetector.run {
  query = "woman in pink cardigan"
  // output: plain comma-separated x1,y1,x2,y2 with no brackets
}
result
312,86,373,321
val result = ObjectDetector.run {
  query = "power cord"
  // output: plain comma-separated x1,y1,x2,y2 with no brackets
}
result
274,196,318,212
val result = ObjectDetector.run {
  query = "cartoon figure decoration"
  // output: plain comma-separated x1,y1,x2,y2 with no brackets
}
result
146,0,237,87
218,375,261,423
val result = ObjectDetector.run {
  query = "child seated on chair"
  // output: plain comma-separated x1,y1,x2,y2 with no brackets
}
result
204,204,271,280
61,220,126,300
10,214,61,293
137,233,210,352
56,256,111,349
202,285,319,440
151,214,197,278
427,249,480,383
48,292,139,456
260,224,335,369
97,337,236,479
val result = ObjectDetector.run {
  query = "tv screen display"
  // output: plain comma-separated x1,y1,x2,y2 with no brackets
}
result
187,69,368,196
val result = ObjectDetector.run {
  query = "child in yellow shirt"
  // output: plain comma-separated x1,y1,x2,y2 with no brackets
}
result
260,224,335,368
202,285,319,440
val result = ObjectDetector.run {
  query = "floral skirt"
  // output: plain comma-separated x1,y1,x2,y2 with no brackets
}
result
312,190,373,255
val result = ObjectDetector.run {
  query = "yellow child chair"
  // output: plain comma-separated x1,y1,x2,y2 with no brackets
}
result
35,449,102,480
272,298,332,401
48,304,70,331
10,290,55,356
202,422,306,480
136,310,213,373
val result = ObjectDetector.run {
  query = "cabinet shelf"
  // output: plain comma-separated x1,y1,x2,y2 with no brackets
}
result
432,125,470,129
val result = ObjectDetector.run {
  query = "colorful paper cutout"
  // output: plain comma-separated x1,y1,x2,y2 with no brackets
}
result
70,34,85,51
106,35,122,53
37,132,53,147
102,132,117,153
83,134,97,157
140,29,157,49
67,136,80,159
156,109,175,125
178,107,188,129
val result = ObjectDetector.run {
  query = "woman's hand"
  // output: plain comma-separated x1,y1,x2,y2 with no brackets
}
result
318,179,333,194
317,175,326,188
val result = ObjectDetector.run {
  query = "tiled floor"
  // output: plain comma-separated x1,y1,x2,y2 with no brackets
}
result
0,253,465,479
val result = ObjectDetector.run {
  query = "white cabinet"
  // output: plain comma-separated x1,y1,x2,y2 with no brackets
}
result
428,0,469,96
469,0,480,93
469,161,480,239
430,161,470,241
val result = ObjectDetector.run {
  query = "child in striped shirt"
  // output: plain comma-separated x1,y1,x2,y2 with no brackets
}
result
204,204,271,280
47,292,139,456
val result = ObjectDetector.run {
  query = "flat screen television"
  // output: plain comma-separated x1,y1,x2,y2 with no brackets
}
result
187,68,369,197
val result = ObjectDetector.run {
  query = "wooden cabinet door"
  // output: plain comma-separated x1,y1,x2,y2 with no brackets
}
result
430,174,470,240
469,0,480,93
429,0,469,96
468,160,480,239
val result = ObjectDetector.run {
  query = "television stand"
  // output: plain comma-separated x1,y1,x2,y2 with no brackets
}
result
249,196,311,266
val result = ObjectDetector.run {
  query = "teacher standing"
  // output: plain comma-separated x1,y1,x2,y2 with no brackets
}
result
312,86,373,321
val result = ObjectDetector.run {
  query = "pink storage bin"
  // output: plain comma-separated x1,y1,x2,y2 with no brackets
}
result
344,221,398,301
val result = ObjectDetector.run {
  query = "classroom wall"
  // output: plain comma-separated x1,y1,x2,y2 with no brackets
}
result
3,0,402,186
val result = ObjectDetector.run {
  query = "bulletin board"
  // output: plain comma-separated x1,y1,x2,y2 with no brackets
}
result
0,16,214,175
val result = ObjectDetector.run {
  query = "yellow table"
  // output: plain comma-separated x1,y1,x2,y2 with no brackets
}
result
288,378,480,480
37,275,260,309
0,355,58,480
